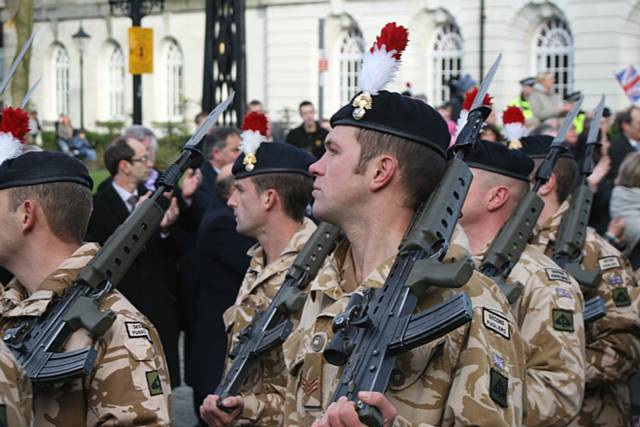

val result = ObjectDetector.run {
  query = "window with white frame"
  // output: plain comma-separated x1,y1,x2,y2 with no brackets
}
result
53,46,70,116
108,44,125,119
534,18,574,98
430,23,463,106
164,40,184,120
338,28,364,104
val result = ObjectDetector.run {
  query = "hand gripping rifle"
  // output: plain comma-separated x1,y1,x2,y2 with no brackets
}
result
552,96,607,323
214,221,341,406
479,97,584,304
3,94,235,386
322,55,502,427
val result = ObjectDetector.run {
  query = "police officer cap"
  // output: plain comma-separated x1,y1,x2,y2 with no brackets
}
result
0,151,93,190
330,90,450,159
511,135,575,160
232,142,316,179
564,91,582,103
466,139,534,182
519,77,537,87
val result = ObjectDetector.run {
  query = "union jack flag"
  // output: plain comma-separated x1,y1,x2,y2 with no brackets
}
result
615,65,640,103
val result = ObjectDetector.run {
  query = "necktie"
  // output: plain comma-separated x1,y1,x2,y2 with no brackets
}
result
127,194,139,211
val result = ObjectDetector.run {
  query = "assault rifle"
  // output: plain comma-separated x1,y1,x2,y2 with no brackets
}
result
322,55,502,427
3,94,235,385
552,95,606,323
215,221,341,405
479,97,584,304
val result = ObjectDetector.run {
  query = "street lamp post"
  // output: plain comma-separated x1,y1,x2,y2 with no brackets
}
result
72,24,90,131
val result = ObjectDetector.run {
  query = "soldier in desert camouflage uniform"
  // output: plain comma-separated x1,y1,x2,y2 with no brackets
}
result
0,151,173,427
520,134,640,427
200,123,317,426
0,340,33,427
459,139,586,426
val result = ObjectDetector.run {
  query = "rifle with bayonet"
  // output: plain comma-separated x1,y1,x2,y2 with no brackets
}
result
214,221,341,406
3,93,235,385
322,55,502,427
479,97,585,304
552,95,606,323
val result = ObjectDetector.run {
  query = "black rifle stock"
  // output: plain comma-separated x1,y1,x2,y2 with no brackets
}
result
214,222,341,404
3,94,234,385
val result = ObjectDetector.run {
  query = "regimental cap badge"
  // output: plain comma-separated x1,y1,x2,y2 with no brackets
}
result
352,22,409,120
241,111,269,172
508,139,522,150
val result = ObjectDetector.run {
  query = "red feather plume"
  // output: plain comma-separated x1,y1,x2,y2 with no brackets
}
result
370,22,409,60
502,106,526,125
462,87,493,111
242,112,269,137
0,107,29,143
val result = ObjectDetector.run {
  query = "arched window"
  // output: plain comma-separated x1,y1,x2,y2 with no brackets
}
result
533,18,574,97
338,28,364,104
108,44,125,119
430,23,463,105
53,46,70,116
164,40,184,120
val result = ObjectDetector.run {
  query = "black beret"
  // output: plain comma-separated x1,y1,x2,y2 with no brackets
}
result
519,77,537,87
0,151,93,190
329,90,450,158
466,139,534,182
232,142,316,179
510,135,574,160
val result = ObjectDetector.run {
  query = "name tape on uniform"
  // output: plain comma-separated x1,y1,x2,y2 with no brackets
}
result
483,308,510,340
545,268,571,284
598,256,621,271
126,322,152,342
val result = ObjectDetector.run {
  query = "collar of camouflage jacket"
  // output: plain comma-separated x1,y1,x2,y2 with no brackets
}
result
532,200,570,248
0,243,100,318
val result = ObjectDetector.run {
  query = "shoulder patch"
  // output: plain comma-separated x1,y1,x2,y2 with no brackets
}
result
490,368,509,408
612,287,632,307
555,287,573,299
483,308,511,340
599,256,621,271
145,370,164,396
552,309,575,332
608,274,624,286
545,268,571,284
126,322,152,342
492,352,506,371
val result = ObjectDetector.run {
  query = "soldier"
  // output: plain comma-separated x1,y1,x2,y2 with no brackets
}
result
0,340,33,427
0,151,173,426
200,114,317,425
521,134,640,426
459,139,586,425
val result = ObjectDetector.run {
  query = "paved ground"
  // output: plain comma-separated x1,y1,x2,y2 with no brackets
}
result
173,333,199,427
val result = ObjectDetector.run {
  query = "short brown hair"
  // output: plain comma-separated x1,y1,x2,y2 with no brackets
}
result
251,173,313,222
552,158,578,203
617,152,640,188
355,129,446,209
104,136,135,176
8,182,93,244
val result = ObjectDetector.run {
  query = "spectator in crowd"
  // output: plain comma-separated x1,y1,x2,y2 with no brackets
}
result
26,110,41,146
564,91,586,134
85,136,182,387
436,103,456,146
195,111,209,128
125,125,160,191
608,106,640,183
247,99,284,141
508,77,536,125
70,131,97,161
285,100,328,158
55,114,73,153
610,152,640,270
480,122,504,144
529,72,569,122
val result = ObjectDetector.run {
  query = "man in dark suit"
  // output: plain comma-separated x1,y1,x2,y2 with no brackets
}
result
609,106,640,182
85,136,182,387
188,163,255,425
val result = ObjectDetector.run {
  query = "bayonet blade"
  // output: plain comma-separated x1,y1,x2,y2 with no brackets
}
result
470,54,502,111
0,30,38,97
586,95,606,145
553,96,583,147
184,91,235,149
19,78,41,109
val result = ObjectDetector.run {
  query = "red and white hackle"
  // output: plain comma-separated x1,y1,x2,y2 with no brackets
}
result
358,22,409,95
455,87,493,139
502,106,527,142
0,106,29,165
241,111,269,172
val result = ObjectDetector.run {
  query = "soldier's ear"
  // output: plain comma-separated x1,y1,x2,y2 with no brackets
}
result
263,188,278,211
369,154,397,193
18,199,37,234
486,186,510,212
538,173,557,197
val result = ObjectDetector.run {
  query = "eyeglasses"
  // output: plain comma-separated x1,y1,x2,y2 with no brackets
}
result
129,155,149,164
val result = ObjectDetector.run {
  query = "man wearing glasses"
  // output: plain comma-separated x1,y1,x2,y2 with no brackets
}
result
86,136,182,387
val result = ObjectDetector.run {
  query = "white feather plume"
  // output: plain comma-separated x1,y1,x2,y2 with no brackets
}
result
503,122,527,142
454,109,469,140
357,46,401,95
0,132,23,165
241,130,266,155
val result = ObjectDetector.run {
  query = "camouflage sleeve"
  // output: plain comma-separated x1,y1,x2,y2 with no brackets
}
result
86,312,173,426
0,342,33,427
238,384,286,426
517,272,586,426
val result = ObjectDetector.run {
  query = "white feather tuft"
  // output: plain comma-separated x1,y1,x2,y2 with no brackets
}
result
0,132,23,165
241,130,266,155
454,110,469,139
502,122,527,142
357,46,401,95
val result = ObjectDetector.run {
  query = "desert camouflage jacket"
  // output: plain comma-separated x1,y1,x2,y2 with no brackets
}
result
475,243,586,426
0,243,173,427
0,340,33,427
280,228,527,426
531,200,640,427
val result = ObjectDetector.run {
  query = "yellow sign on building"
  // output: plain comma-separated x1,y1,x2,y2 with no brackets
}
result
129,27,153,74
